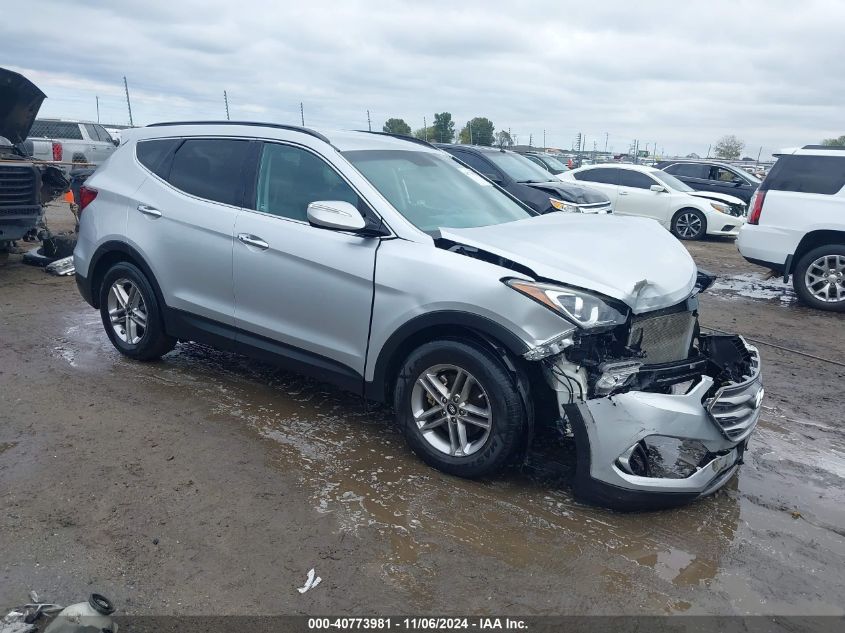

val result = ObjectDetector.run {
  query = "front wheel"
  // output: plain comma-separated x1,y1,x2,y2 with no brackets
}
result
394,340,525,478
671,208,707,240
793,245,845,312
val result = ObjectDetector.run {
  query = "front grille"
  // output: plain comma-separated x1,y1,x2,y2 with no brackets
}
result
628,310,696,365
579,202,612,214
704,344,762,441
0,165,38,208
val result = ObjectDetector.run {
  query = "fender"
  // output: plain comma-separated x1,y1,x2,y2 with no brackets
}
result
365,310,530,402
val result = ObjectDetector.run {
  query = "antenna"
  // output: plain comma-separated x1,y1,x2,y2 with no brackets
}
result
224,90,230,120
123,76,134,127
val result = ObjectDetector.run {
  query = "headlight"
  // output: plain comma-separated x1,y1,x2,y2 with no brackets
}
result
549,197,580,213
505,279,628,329
710,202,729,214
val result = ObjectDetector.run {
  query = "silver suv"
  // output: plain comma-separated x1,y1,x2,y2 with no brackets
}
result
73,122,763,510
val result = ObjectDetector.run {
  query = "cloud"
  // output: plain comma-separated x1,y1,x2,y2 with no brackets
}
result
3,0,844,157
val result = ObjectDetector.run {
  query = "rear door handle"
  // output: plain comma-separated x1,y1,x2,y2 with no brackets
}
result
137,204,162,218
237,233,269,250
618,191,629,196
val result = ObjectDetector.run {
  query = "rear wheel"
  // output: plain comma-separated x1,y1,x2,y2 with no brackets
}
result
671,208,707,240
98,262,176,360
793,244,845,312
394,340,525,478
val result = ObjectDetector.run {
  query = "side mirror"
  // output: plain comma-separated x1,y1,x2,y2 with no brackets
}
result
307,200,366,232
649,184,667,192
112,138,120,147
483,173,503,184
732,177,744,186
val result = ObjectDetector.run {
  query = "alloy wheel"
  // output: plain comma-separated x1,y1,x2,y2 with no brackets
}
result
107,278,148,344
411,364,492,457
805,254,845,303
675,212,702,239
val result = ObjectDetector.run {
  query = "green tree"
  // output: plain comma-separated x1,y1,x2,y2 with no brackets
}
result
713,134,745,160
432,112,455,143
494,130,514,149
414,126,436,141
822,135,845,146
382,118,412,136
458,117,495,146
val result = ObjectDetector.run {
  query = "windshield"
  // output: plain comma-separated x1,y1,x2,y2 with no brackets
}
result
651,170,694,192
486,151,555,183
740,169,762,184
344,149,535,231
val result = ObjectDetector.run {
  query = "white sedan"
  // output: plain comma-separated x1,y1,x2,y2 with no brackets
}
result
562,164,746,240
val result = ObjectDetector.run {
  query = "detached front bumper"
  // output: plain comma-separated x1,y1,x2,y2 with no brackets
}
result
563,338,762,510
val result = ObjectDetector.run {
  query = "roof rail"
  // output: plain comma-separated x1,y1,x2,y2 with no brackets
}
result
146,120,331,144
802,144,845,150
357,130,437,149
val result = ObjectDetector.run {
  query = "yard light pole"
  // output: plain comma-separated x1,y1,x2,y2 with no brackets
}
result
123,76,133,127
224,91,230,121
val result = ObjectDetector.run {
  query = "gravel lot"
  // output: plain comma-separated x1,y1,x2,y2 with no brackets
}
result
1,204,843,615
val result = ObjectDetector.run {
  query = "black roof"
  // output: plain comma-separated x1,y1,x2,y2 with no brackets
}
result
146,120,330,144
802,144,845,150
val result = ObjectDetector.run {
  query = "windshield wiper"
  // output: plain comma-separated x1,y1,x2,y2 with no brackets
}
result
516,179,545,184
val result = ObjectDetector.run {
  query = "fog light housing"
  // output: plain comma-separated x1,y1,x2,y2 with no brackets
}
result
594,360,641,396
616,436,711,479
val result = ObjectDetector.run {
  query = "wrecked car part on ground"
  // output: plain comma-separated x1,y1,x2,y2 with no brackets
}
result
0,67,69,256
74,124,762,511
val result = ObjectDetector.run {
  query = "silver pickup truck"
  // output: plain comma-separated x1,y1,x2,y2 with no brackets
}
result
24,118,118,172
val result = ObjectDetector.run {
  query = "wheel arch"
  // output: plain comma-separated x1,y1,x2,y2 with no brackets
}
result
365,311,530,404
671,206,708,236
789,230,845,274
88,241,166,310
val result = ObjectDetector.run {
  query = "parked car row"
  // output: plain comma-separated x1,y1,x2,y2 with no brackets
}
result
73,122,764,510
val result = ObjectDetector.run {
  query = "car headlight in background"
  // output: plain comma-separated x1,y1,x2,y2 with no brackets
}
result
549,197,581,213
505,279,628,328
710,202,729,214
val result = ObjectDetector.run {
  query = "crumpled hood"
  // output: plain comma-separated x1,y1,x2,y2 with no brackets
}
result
439,214,697,314
0,68,46,144
525,180,609,204
688,191,746,207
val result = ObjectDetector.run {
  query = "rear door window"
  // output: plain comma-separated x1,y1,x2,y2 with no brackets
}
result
618,170,656,189
167,138,251,206
764,155,845,195
574,168,619,185
666,163,708,178
450,150,501,180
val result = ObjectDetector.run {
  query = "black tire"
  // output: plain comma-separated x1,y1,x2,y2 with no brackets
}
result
671,208,707,241
792,244,845,312
98,261,176,360
393,339,525,478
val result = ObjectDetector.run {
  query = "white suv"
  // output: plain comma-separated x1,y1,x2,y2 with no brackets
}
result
737,145,845,312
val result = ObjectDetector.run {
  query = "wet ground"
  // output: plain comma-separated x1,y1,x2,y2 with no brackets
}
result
1,206,843,615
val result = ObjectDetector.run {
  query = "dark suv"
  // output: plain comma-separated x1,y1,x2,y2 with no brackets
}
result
518,151,570,176
656,160,760,204
437,144,611,214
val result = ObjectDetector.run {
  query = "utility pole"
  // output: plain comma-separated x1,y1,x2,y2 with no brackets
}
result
756,146,762,167
96,96,100,123
653,141,657,159
469,121,473,145
423,116,427,142
300,102,305,126
224,90,230,120
123,76,134,127
706,144,711,158
543,129,546,150
529,133,533,148
367,110,371,132
604,132,608,154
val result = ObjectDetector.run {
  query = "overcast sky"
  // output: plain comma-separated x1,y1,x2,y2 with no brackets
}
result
4,0,844,158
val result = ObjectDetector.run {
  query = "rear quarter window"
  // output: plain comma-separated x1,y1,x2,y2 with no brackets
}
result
764,155,845,195
136,138,181,178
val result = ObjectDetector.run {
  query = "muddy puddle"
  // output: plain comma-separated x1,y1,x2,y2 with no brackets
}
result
710,273,797,303
53,310,845,614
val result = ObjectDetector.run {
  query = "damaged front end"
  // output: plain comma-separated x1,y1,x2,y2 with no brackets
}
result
530,288,762,510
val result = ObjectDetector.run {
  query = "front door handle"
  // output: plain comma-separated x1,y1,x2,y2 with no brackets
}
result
237,233,269,250
618,191,629,196
137,204,162,218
